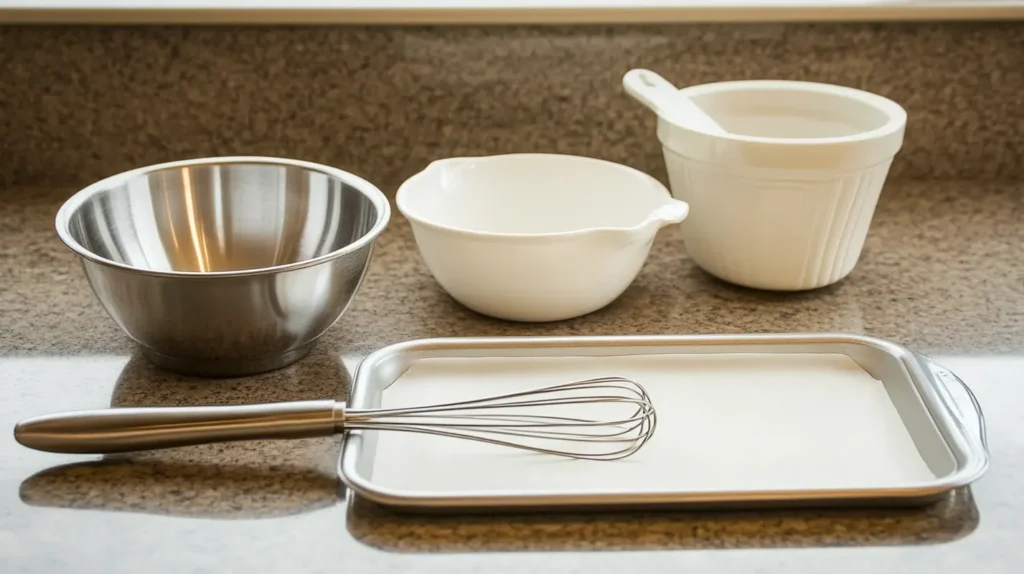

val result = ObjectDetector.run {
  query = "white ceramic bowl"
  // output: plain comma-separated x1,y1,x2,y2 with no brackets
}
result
396,153,689,322
654,80,907,291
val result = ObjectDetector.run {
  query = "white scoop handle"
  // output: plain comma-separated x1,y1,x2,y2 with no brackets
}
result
623,69,727,135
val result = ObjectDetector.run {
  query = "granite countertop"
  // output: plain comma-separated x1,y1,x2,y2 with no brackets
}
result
1,179,1022,573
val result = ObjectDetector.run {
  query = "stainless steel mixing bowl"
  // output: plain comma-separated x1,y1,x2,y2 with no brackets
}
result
56,156,391,377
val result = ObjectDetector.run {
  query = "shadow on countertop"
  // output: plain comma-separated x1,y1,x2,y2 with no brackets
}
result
344,487,981,552
19,459,343,520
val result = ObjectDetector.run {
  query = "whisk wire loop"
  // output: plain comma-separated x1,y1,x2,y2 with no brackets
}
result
344,376,657,461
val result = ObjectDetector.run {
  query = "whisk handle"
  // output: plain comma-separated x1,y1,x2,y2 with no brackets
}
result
14,400,342,454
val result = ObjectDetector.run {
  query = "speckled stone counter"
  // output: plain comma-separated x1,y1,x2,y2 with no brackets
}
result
2,21,1024,190
1,179,1022,573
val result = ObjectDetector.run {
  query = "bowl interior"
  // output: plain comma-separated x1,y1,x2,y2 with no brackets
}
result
688,82,900,140
63,162,382,273
399,155,670,235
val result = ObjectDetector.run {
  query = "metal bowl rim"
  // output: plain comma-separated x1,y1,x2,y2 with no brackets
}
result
54,156,392,279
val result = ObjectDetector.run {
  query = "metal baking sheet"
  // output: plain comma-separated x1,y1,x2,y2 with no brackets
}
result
338,334,989,512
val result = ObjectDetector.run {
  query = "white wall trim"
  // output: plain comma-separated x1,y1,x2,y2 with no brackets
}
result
1,1,1023,24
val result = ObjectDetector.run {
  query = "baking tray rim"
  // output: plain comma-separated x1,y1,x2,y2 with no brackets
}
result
337,333,990,510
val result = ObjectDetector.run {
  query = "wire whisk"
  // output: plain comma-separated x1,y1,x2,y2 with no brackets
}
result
347,376,657,460
14,376,658,461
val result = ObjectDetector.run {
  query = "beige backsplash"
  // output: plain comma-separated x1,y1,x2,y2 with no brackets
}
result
0,21,1021,190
